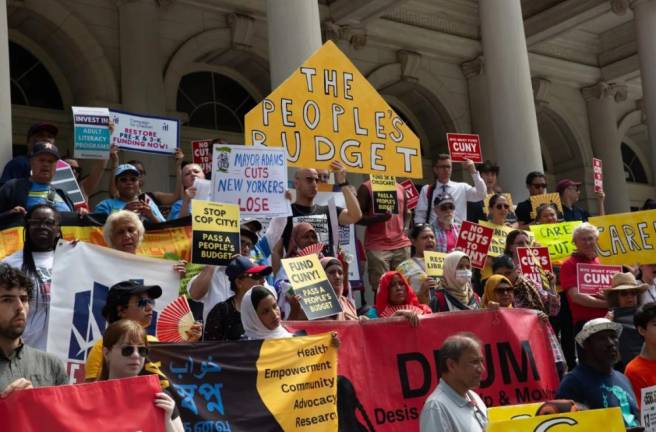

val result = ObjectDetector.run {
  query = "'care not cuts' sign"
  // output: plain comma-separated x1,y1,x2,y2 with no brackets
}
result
447,133,482,163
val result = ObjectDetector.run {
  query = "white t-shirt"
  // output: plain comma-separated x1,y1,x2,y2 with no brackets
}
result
187,266,231,323
2,250,54,351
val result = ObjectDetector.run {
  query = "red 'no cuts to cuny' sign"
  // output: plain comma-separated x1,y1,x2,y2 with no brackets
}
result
447,133,482,163
455,221,493,269
593,158,603,193
577,263,622,295
400,179,419,210
192,140,212,175
517,247,552,288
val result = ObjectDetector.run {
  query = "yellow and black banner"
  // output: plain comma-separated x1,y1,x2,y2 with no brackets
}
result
424,251,446,277
191,200,240,266
370,175,398,214
281,255,342,320
149,334,338,432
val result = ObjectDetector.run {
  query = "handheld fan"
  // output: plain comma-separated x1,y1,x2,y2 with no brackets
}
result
298,242,325,257
156,296,195,342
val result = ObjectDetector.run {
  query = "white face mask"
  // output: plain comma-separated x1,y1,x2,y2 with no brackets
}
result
455,269,472,285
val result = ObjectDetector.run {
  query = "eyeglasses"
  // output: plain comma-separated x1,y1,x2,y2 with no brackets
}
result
531,183,547,189
495,204,510,210
495,287,514,294
134,298,155,308
439,204,455,211
27,219,58,228
120,345,149,357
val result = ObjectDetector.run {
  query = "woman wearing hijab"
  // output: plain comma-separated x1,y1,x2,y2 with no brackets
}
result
482,274,515,308
367,271,432,326
431,251,481,312
286,223,320,258
321,257,359,321
240,285,291,340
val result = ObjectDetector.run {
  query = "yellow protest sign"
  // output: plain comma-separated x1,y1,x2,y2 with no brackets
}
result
424,251,447,277
488,402,542,423
281,254,342,320
191,200,240,266
483,193,513,215
370,175,398,214
590,209,656,265
530,221,581,263
486,407,625,432
479,221,515,257
244,41,422,178
530,192,563,219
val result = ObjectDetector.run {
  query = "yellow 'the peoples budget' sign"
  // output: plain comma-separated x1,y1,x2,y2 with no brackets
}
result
244,41,422,178
590,209,656,265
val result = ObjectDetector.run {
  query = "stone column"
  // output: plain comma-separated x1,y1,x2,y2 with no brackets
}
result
631,0,656,184
117,0,170,191
266,0,322,88
0,0,12,168
479,0,543,201
461,56,497,164
582,82,630,213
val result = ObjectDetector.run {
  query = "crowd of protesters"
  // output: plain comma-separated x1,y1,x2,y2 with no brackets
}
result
0,122,655,431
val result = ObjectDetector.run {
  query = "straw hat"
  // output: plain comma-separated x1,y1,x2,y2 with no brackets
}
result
575,318,623,346
603,272,648,293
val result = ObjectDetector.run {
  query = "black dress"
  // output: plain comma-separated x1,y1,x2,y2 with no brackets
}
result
203,296,245,341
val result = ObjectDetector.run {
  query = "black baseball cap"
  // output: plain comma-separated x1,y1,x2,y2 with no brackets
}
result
102,280,162,320
27,123,58,139
226,256,272,291
242,218,263,233
30,142,61,159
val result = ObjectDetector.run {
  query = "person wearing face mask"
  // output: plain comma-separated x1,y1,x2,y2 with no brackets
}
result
431,251,480,312
430,194,461,253
396,225,438,303
168,163,206,220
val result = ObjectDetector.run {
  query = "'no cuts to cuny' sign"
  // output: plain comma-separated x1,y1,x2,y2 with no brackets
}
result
455,221,494,269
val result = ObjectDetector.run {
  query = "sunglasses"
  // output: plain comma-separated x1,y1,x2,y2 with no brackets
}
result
531,183,547,189
439,204,455,211
120,345,149,357
134,298,155,308
495,287,514,294
495,204,510,210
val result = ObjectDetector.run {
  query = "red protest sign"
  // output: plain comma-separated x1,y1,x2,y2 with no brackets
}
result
517,247,552,288
593,158,603,193
456,220,493,268
285,309,560,432
192,139,212,175
577,263,622,295
447,133,482,163
400,179,419,209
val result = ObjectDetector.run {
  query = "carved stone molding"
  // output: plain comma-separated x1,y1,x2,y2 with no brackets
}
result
581,81,628,103
637,98,647,123
227,13,255,48
115,0,173,7
461,56,484,79
532,77,551,111
397,50,421,82
322,20,368,49
610,0,630,15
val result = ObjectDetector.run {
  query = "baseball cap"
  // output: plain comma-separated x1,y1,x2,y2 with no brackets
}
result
114,164,141,178
556,179,582,194
101,280,162,320
226,256,272,290
574,318,622,346
30,142,60,159
433,193,455,207
242,218,263,233
27,122,58,139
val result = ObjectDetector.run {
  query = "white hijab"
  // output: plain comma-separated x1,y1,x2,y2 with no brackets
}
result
241,286,291,340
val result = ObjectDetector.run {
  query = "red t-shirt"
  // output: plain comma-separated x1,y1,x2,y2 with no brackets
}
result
625,356,656,408
362,181,411,251
560,254,607,323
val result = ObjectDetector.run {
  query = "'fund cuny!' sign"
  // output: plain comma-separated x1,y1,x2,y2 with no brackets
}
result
446,133,482,163
110,109,179,155
455,221,493,269
244,41,422,178
576,263,622,295
211,145,291,218
191,200,240,266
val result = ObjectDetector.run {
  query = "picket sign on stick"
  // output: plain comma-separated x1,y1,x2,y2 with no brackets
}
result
593,158,604,193
446,133,482,163
576,263,623,295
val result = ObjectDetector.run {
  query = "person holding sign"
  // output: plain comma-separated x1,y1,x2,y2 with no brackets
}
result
320,257,359,321
366,271,431,325
625,303,656,408
429,193,461,253
241,285,291,340
414,154,487,225
396,225,438,300
431,251,481,312
515,171,548,228
467,161,503,223
167,163,205,220
534,202,560,224
356,177,411,294
487,194,517,228
557,178,605,222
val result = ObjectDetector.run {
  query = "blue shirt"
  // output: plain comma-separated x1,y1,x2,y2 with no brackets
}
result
94,198,165,222
562,205,590,222
0,155,30,184
26,182,72,212
556,363,639,427
167,199,189,220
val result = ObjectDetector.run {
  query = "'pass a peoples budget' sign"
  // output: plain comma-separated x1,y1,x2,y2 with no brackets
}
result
244,41,422,178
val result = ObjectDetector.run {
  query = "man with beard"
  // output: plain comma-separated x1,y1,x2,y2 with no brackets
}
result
0,264,67,397
557,318,640,428
429,193,461,253
2,204,61,350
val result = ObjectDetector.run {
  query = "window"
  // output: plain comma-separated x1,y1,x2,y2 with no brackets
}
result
177,71,256,132
9,41,63,109
621,143,648,184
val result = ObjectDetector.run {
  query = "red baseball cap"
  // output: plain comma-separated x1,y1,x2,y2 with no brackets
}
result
556,179,581,194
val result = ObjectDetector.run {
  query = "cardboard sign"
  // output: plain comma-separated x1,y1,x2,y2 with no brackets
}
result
455,221,494,269
487,403,542,423
576,263,623,295
483,193,513,215
370,175,398,214
517,247,551,288
424,251,447,277
244,41,422,178
486,407,625,432
590,210,656,266
529,192,563,220
281,254,342,320
593,157,604,193
190,200,240,266
191,139,212,175
642,384,656,432
211,145,291,218
400,179,419,210
52,160,85,206
110,109,179,155
446,133,482,162
72,106,110,160
530,221,581,263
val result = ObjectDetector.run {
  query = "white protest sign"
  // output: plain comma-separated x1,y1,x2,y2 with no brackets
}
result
110,109,179,155
211,144,291,218
642,385,656,431
72,106,111,159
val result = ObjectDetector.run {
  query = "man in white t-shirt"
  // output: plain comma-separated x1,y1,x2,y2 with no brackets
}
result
2,204,61,351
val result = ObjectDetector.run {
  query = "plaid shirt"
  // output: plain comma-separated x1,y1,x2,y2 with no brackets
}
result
431,221,461,253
